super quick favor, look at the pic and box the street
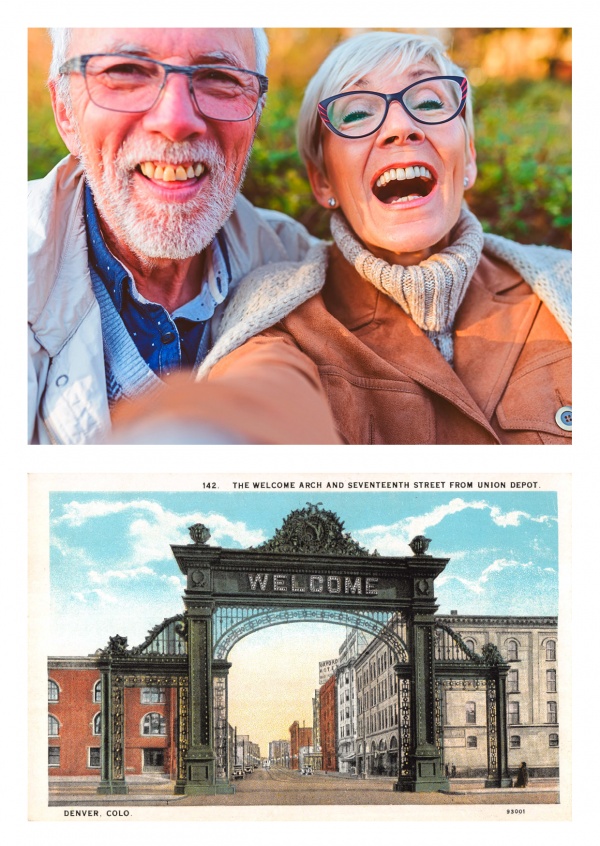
[175,766,559,806]
[48,766,560,807]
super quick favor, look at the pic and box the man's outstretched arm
[111,334,341,445]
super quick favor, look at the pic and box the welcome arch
[96,504,511,796]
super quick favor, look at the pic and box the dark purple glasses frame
[318,75,468,138]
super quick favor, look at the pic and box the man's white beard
[78,135,250,260]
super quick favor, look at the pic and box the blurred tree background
[29,27,571,248]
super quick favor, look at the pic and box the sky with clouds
[46,486,559,752]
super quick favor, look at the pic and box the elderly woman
[116,31,572,445]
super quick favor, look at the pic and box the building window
[508,670,519,693]
[510,735,521,749]
[549,733,559,747]
[89,747,101,768]
[93,712,101,735]
[546,640,556,661]
[141,687,166,704]
[94,680,102,702]
[48,746,60,767]
[48,714,60,736]
[464,639,475,653]
[466,701,476,724]
[546,669,557,693]
[142,712,166,735]
[467,736,477,748]
[508,702,520,725]
[507,640,519,661]
[547,701,558,724]
[48,680,59,702]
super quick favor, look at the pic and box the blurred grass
[29,29,571,249]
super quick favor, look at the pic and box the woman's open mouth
[372,165,435,205]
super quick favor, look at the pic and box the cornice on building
[436,615,558,627]
[48,655,101,669]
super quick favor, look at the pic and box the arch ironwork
[212,605,409,662]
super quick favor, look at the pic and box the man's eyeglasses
[318,76,468,139]
[59,53,269,122]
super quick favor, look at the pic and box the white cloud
[354,497,555,554]
[50,537,98,571]
[90,588,118,604]
[488,506,554,528]
[54,499,267,580]
[161,575,185,590]
[71,591,88,603]
[54,498,168,526]
[88,565,155,585]
[439,557,535,596]
[54,498,266,548]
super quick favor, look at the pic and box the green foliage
[28,99,68,181]
[468,79,571,249]
[28,79,571,248]
[243,90,330,239]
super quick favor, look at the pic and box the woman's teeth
[139,162,205,182]
[375,165,432,188]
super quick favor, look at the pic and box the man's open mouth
[372,165,435,204]
[138,161,206,182]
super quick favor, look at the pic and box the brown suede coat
[211,244,571,445]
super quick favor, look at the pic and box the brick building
[48,657,176,777]
[288,720,313,770]
[319,674,337,771]
[48,656,258,780]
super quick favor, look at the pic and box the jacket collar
[28,156,96,358]
[324,244,540,435]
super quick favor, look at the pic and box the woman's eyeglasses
[318,76,467,139]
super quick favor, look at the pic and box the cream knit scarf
[330,207,485,364]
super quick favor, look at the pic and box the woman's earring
[328,197,337,208]
[463,177,469,188]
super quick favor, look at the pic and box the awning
[340,755,356,763]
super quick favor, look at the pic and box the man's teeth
[140,162,205,181]
[375,165,432,188]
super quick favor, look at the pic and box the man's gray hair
[297,30,474,173]
[49,27,270,102]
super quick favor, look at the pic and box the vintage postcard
[29,472,570,822]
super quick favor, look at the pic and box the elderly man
[29,28,338,444]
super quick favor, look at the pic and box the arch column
[395,612,449,792]
[98,667,128,794]
[181,600,216,794]
[485,667,512,787]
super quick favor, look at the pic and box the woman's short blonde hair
[297,30,474,172]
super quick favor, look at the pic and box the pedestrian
[445,764,449,778]
[451,764,456,778]
[515,762,529,788]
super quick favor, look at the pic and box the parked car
[244,766,253,774]
[233,766,244,779]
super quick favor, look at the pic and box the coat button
[555,406,572,431]
[161,332,176,345]
[55,374,68,387]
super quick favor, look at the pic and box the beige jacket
[28,155,319,444]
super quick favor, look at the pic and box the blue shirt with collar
[84,184,231,376]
